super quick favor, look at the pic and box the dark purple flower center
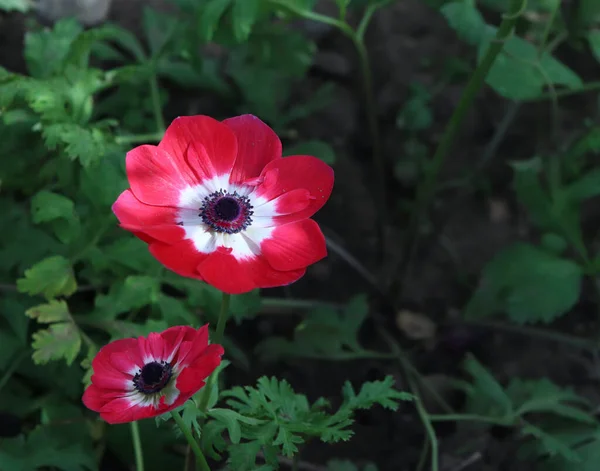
[199,189,253,234]
[133,361,173,394]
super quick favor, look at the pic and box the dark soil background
[2,1,600,470]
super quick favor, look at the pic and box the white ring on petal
[174,173,286,261]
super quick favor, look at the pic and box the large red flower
[82,325,223,424]
[113,114,334,294]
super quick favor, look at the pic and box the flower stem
[115,132,165,145]
[170,410,211,471]
[197,292,231,413]
[428,414,512,426]
[350,35,385,231]
[392,0,526,295]
[130,421,145,471]
[267,0,385,243]
[416,0,525,221]
[149,73,165,134]
[214,292,230,346]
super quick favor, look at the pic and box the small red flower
[113,114,334,294]
[82,325,223,424]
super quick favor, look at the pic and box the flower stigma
[199,189,254,234]
[132,361,173,394]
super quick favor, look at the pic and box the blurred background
[1,0,600,470]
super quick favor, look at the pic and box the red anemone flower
[112,114,334,294]
[82,325,223,424]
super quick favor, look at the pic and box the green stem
[149,74,166,133]
[214,292,230,346]
[457,319,594,350]
[532,81,600,101]
[392,0,525,295]
[538,0,560,55]
[260,297,342,313]
[268,0,385,240]
[0,351,27,392]
[130,421,145,471]
[413,380,438,471]
[416,0,525,218]
[115,132,165,145]
[197,292,231,414]
[170,411,211,471]
[350,35,385,230]
[285,350,396,361]
[428,414,512,426]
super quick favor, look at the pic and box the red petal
[91,338,139,376]
[138,332,169,362]
[197,249,257,294]
[126,144,198,207]
[159,115,237,182]
[82,384,113,412]
[113,190,179,227]
[261,219,327,271]
[177,345,223,394]
[253,189,312,224]
[148,239,208,279]
[198,250,306,293]
[98,397,158,424]
[168,325,210,367]
[254,155,334,225]
[250,263,306,291]
[121,224,184,244]
[223,115,282,185]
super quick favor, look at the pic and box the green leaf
[0,0,31,12]
[142,7,178,56]
[564,168,600,203]
[510,157,556,229]
[31,191,74,224]
[95,275,160,317]
[396,84,433,131]
[258,295,370,360]
[480,29,583,100]
[208,408,265,444]
[232,0,259,42]
[222,375,409,462]
[199,0,233,42]
[464,243,583,323]
[284,140,336,165]
[540,233,568,255]
[157,295,196,325]
[0,329,23,371]
[31,322,82,365]
[463,354,513,420]
[441,1,488,45]
[30,190,80,243]
[79,150,127,208]
[522,424,582,463]
[24,19,83,78]
[42,123,109,167]
[589,30,600,64]
[0,294,33,344]
[181,399,202,438]
[17,255,77,299]
[341,376,413,411]
[0,426,95,471]
[273,426,305,456]
[509,378,594,424]
[101,238,156,272]
[546,430,600,470]
[26,300,71,323]
[81,345,96,387]
[228,441,264,471]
